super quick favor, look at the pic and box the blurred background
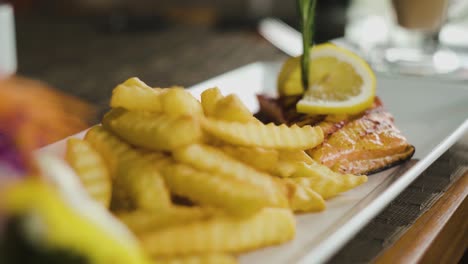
[2,0,468,107]
[3,0,350,106]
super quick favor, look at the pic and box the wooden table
[375,169,467,263]
[15,19,468,263]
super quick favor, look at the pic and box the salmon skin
[256,95,415,175]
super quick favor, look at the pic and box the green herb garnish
[297,0,316,90]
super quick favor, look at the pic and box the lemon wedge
[278,43,376,115]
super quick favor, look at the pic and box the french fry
[112,157,172,211]
[212,94,255,123]
[84,125,171,211]
[110,77,164,111]
[102,108,202,151]
[282,179,325,212]
[274,161,297,178]
[173,144,288,208]
[111,78,203,116]
[201,87,223,116]
[280,150,314,164]
[84,125,136,177]
[273,150,314,177]
[139,208,295,256]
[201,87,257,122]
[160,87,203,117]
[201,118,324,150]
[85,125,168,169]
[85,125,168,177]
[160,162,267,215]
[154,254,237,264]
[219,145,279,172]
[116,206,217,234]
[65,138,112,207]
[289,162,368,199]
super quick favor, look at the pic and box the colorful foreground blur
[0,76,94,175]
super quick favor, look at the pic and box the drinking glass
[370,0,461,76]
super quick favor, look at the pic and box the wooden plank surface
[375,171,468,264]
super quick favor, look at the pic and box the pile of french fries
[65,77,368,263]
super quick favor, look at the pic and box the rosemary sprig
[297,0,316,90]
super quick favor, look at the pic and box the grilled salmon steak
[256,95,415,175]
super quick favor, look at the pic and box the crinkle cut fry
[116,206,217,234]
[201,118,324,150]
[113,157,172,211]
[292,162,368,199]
[219,145,279,173]
[110,77,164,111]
[160,162,268,216]
[139,208,295,256]
[84,125,136,177]
[172,144,288,208]
[66,138,112,207]
[282,178,326,212]
[153,254,237,264]
[102,108,202,151]
[85,125,171,211]
[110,77,203,116]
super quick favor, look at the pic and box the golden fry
[160,162,267,215]
[103,108,202,151]
[201,88,256,122]
[110,77,164,112]
[84,126,171,211]
[111,78,203,116]
[84,125,136,177]
[84,125,168,171]
[290,162,368,199]
[173,144,287,208]
[139,208,295,256]
[85,125,167,170]
[112,157,172,211]
[273,150,314,177]
[219,145,279,172]
[154,254,237,264]
[117,206,217,234]
[282,179,325,212]
[201,118,324,150]
[274,161,297,178]
[212,94,255,123]
[66,138,112,207]
[280,150,314,164]
[200,87,223,116]
[160,87,203,117]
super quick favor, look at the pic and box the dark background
[5,0,349,105]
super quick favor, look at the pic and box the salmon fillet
[256,95,415,175]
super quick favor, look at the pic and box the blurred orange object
[0,76,95,174]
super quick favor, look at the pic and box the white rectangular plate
[39,61,468,264]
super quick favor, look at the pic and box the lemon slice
[278,43,376,115]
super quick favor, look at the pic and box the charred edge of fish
[365,145,416,175]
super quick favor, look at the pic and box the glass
[389,0,458,74]
[393,0,448,31]
[370,0,461,76]
[0,4,16,77]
